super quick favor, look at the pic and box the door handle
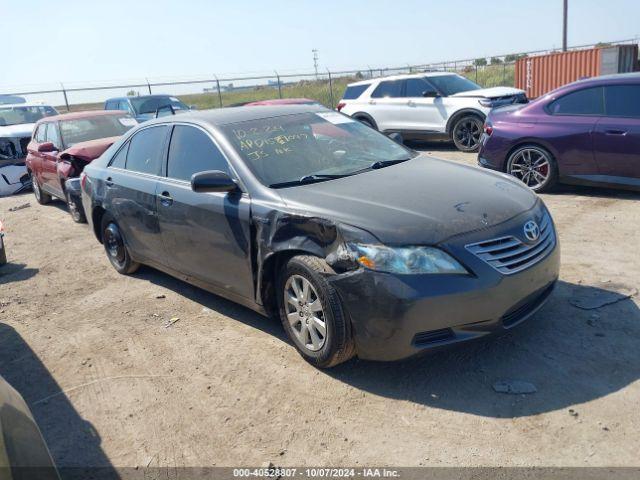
[407,100,416,107]
[368,100,376,105]
[158,191,173,206]
[604,129,627,136]
[105,177,114,187]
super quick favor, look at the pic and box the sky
[3,0,640,92]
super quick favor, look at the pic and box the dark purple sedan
[478,72,640,192]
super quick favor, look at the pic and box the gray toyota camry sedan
[81,105,559,368]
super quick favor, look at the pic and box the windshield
[427,75,482,96]
[0,105,57,127]
[59,115,136,148]
[221,111,417,187]
[130,96,189,114]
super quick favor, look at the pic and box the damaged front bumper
[327,212,560,362]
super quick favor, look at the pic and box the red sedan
[26,110,135,222]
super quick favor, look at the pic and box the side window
[109,142,129,169]
[604,85,640,118]
[125,126,168,175]
[105,101,118,110]
[404,78,432,97]
[342,84,370,100]
[118,100,131,113]
[34,125,46,143]
[548,87,604,115]
[45,122,62,150]
[167,125,230,182]
[371,81,403,98]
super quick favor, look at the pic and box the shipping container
[515,45,639,98]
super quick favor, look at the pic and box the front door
[156,124,254,301]
[401,77,445,132]
[593,84,640,181]
[41,122,63,196]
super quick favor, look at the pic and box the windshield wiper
[269,173,349,188]
[369,158,411,169]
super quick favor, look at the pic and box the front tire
[101,213,139,274]
[66,192,87,223]
[277,255,355,368]
[31,174,51,205]
[506,144,558,193]
[452,115,483,152]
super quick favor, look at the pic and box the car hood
[451,86,525,99]
[0,123,35,138]
[276,156,538,245]
[60,136,120,161]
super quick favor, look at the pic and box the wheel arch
[445,108,486,137]
[350,112,378,130]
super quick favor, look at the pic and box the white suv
[337,72,527,152]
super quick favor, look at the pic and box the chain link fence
[2,38,637,113]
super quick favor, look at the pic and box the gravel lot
[1,144,639,474]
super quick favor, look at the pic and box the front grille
[413,328,454,346]
[465,212,555,275]
[502,283,555,327]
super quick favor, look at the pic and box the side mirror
[388,132,404,145]
[191,170,238,193]
[422,90,439,98]
[38,142,56,153]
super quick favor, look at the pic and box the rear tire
[0,242,6,266]
[506,144,558,193]
[277,255,355,368]
[451,115,483,152]
[31,174,51,205]
[101,213,139,274]
[355,116,376,130]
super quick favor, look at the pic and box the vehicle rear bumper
[329,238,560,362]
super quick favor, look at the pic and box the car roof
[141,104,328,128]
[347,71,455,86]
[105,94,176,102]
[575,71,640,85]
[36,110,127,123]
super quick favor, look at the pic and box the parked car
[0,103,59,196]
[478,72,640,192]
[0,375,59,479]
[26,111,136,222]
[0,95,26,105]
[244,98,321,106]
[81,105,559,368]
[337,72,527,152]
[0,220,6,265]
[104,94,193,123]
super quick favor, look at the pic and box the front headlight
[347,243,468,275]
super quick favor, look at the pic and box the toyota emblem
[523,221,540,242]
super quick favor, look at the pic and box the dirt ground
[1,144,639,474]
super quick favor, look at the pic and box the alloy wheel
[453,118,482,149]
[284,274,327,352]
[509,148,551,190]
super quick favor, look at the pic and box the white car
[337,72,527,152]
[0,102,58,196]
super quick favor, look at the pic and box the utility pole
[312,49,319,79]
[562,0,568,51]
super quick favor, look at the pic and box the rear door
[543,86,604,176]
[367,80,406,132]
[156,124,254,300]
[593,84,640,180]
[27,124,46,182]
[104,125,170,265]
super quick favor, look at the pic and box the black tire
[355,116,376,130]
[31,174,51,205]
[277,255,355,368]
[506,144,558,193]
[0,242,6,266]
[451,114,484,152]
[101,213,140,274]
[66,191,87,223]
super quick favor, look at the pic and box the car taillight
[336,102,346,112]
[484,123,493,136]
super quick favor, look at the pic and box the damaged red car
[26,111,136,222]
